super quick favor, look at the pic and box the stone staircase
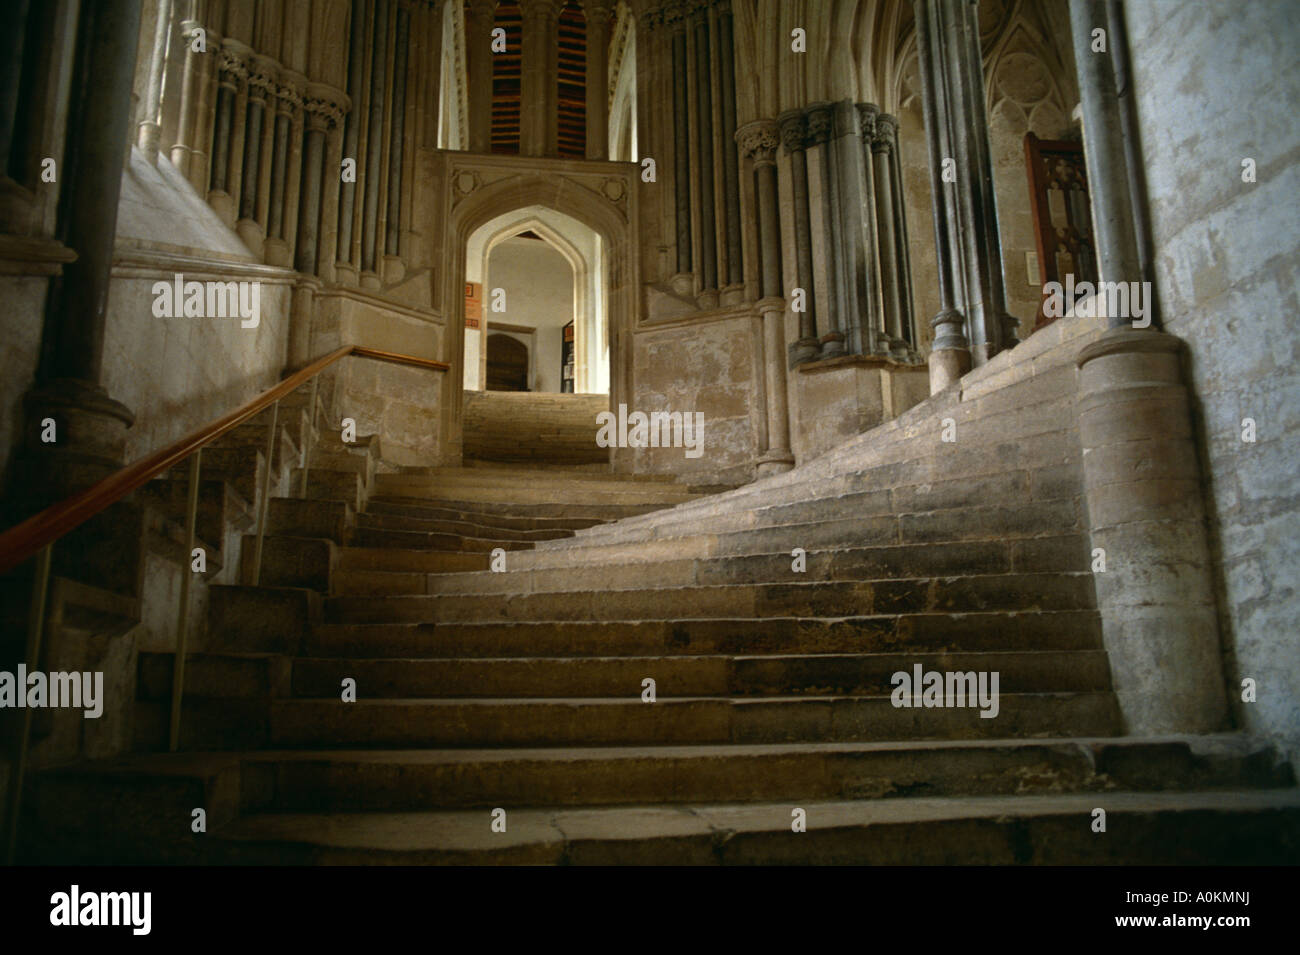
[462,390,610,466]
[19,318,1300,865]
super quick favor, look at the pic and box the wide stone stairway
[22,325,1300,865]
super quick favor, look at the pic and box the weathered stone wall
[101,149,292,462]
[630,311,760,484]
[1126,0,1300,762]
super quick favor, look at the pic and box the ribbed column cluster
[777,99,918,367]
[655,0,746,305]
[914,0,1017,388]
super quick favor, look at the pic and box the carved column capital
[805,102,833,146]
[218,40,253,88]
[777,109,807,153]
[736,119,780,166]
[247,55,278,105]
[872,112,899,153]
[304,83,350,132]
[856,102,879,142]
[275,70,308,115]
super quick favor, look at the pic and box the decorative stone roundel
[454,170,480,198]
[601,177,626,202]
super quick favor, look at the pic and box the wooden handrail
[0,345,448,575]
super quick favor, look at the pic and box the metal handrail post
[167,450,202,752]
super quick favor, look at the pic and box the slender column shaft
[717,4,742,287]
[295,119,326,274]
[170,17,202,174]
[267,102,291,239]
[1070,0,1141,327]
[385,4,409,256]
[362,0,391,273]
[670,21,691,276]
[855,103,885,355]
[337,0,367,264]
[888,118,917,348]
[585,1,613,160]
[873,115,904,345]
[239,88,266,222]
[465,0,496,153]
[692,12,717,291]
[137,0,173,161]
[914,0,970,384]
[806,103,845,356]
[210,83,234,192]
[779,110,818,361]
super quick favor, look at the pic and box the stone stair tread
[209,789,1300,863]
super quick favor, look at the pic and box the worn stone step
[365,498,608,531]
[541,499,1084,561]
[344,536,1089,597]
[304,611,1105,659]
[419,465,682,484]
[209,585,321,654]
[336,546,487,574]
[138,651,291,700]
[238,535,337,590]
[368,493,663,521]
[568,469,1081,548]
[294,468,363,511]
[349,525,539,553]
[266,497,354,543]
[288,650,1110,699]
[356,510,575,541]
[209,789,1300,865]
[263,691,1121,748]
[141,476,255,551]
[323,573,1098,624]
[237,735,1294,813]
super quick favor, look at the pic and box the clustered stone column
[265,75,305,268]
[584,0,614,160]
[914,0,1016,387]
[520,0,561,157]
[778,109,820,364]
[778,99,917,367]
[912,0,969,392]
[465,0,497,153]
[806,102,846,358]
[737,118,794,476]
[660,0,745,306]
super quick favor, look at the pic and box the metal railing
[0,344,448,862]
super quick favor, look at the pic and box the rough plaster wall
[101,149,290,462]
[1126,0,1300,762]
[632,316,758,483]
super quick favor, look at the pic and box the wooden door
[1024,133,1097,331]
[486,333,529,391]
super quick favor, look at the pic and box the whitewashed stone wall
[1127,0,1300,762]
